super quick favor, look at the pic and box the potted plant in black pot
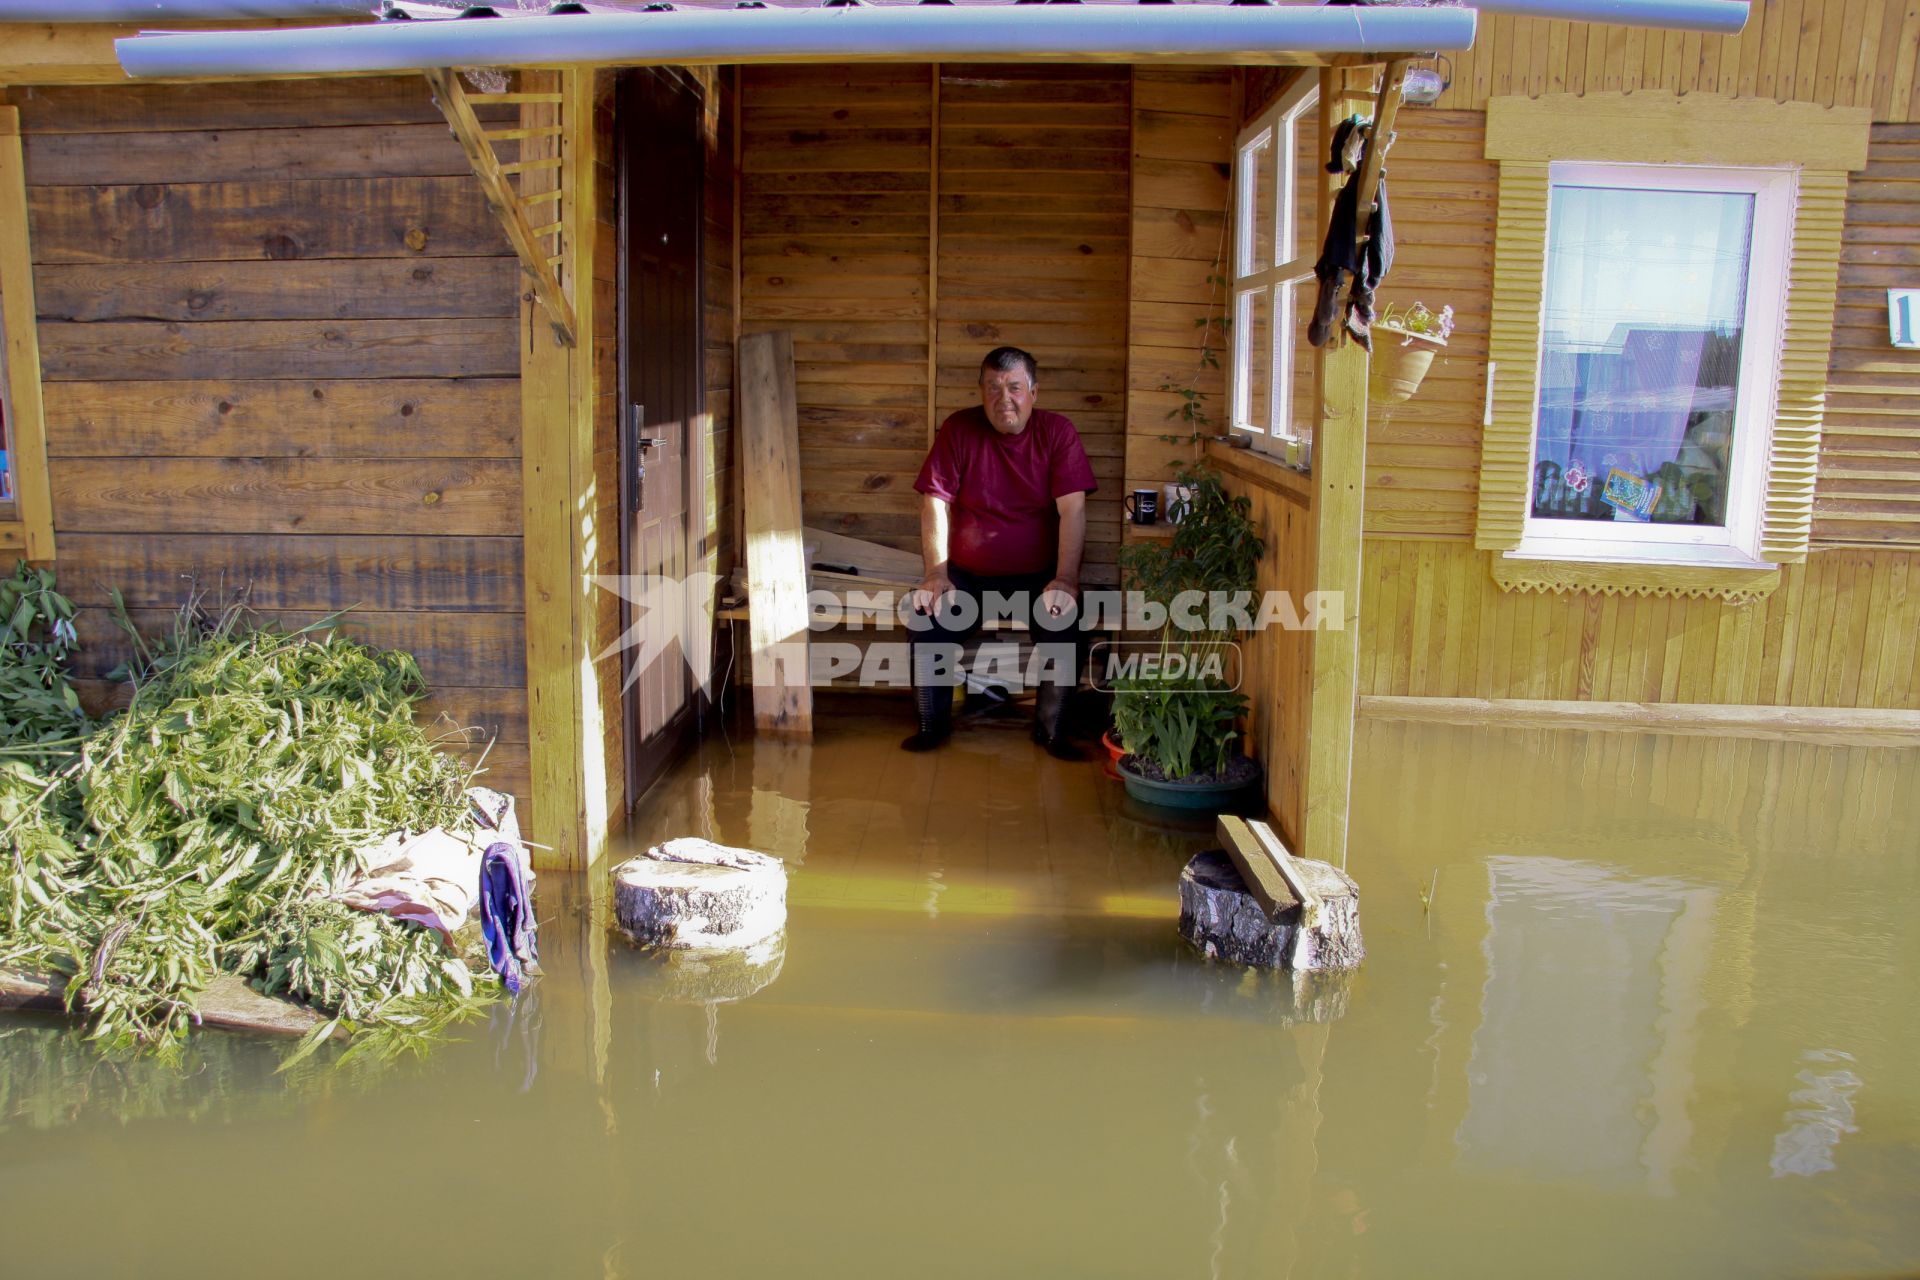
[1109,463,1265,812]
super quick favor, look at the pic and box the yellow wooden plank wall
[1437,0,1920,122]
[1125,67,1229,508]
[1365,717,1917,867]
[939,64,1131,584]
[738,64,1130,583]
[1214,456,1317,854]
[1365,109,1495,540]
[1359,540,1920,708]
[4,77,531,804]
[1815,122,1920,545]
[739,65,934,554]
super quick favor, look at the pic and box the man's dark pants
[905,566,1086,741]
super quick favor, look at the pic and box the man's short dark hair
[980,346,1038,384]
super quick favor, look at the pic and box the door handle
[626,404,665,514]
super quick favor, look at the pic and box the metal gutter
[0,0,370,18]
[1470,0,1748,33]
[114,5,1481,78]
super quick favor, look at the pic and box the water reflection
[2,717,1917,1278]
[1455,856,1715,1194]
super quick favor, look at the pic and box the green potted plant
[1371,300,1454,405]
[1109,463,1265,811]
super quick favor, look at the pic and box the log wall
[1,78,531,805]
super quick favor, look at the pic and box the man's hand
[1040,576,1078,619]
[912,569,955,616]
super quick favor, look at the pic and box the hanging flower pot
[1368,301,1455,406]
[1370,326,1447,405]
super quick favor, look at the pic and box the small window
[1229,75,1318,463]
[1520,162,1793,566]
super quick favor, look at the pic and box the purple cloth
[480,841,538,995]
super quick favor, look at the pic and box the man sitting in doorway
[903,346,1097,757]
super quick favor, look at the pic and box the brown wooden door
[618,68,705,810]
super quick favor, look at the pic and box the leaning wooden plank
[0,968,334,1040]
[739,330,813,736]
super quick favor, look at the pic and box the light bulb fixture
[1401,54,1452,106]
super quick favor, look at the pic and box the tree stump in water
[1178,850,1364,971]
[612,837,787,951]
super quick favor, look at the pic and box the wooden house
[0,0,1911,875]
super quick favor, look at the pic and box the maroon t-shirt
[913,406,1098,577]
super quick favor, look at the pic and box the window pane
[1281,279,1317,446]
[1235,286,1271,433]
[1531,184,1753,526]
[1284,92,1320,265]
[1238,133,1275,278]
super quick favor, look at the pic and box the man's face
[979,366,1037,435]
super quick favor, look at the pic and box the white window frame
[1229,75,1318,464]
[1517,161,1795,568]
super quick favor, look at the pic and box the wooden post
[1304,62,1405,870]
[518,69,608,870]
[0,108,55,562]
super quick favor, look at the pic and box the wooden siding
[2,77,530,805]
[1815,122,1920,546]
[939,64,1130,580]
[737,64,1129,583]
[1125,67,1228,506]
[1212,451,1317,856]
[1358,114,1918,553]
[739,65,933,555]
[1435,0,1920,123]
[1359,539,1920,709]
[1368,108,1496,542]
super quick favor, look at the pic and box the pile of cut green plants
[0,564,505,1065]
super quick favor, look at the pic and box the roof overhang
[109,5,1486,78]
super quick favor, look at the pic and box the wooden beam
[1348,59,1409,267]
[423,66,577,347]
[1302,66,1387,871]
[1216,815,1297,922]
[0,20,364,87]
[1359,696,1920,748]
[738,330,813,737]
[515,68,604,870]
[1327,51,1427,69]
[0,108,54,562]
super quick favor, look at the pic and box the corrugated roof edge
[113,4,1485,77]
[0,0,373,19]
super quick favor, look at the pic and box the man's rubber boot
[1030,679,1082,760]
[901,681,953,752]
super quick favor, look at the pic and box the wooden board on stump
[1178,849,1364,971]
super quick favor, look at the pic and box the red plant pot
[1101,730,1126,781]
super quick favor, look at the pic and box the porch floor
[615,701,1205,923]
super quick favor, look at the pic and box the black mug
[1125,489,1159,525]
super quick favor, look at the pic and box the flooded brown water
[3,712,1919,1279]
